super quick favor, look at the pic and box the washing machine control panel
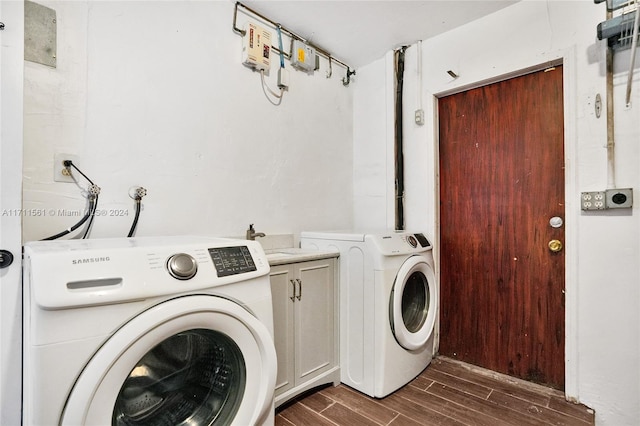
[24,236,270,310]
[165,246,260,279]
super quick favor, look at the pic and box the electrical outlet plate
[605,188,633,208]
[53,153,79,183]
[581,191,606,210]
[581,188,633,210]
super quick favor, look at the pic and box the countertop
[264,248,339,266]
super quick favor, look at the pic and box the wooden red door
[438,67,565,389]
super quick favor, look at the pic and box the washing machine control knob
[167,253,198,280]
[407,235,418,248]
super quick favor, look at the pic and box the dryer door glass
[401,271,429,333]
[112,329,246,426]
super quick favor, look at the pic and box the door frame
[432,47,579,400]
[0,2,24,425]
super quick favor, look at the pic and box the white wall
[354,1,639,425]
[353,51,394,230]
[23,0,353,244]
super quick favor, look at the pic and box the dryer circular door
[61,295,276,426]
[390,255,437,351]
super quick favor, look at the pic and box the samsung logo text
[72,257,111,265]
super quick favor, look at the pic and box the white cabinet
[269,257,339,407]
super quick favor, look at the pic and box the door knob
[548,240,563,253]
[0,250,14,268]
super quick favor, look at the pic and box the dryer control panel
[407,233,431,249]
[367,231,432,256]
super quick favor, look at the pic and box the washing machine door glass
[61,295,276,426]
[390,256,437,351]
[112,328,245,426]
[401,274,429,333]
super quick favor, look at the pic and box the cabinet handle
[296,278,302,301]
[289,279,296,302]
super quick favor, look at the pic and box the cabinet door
[295,259,335,384]
[269,265,296,395]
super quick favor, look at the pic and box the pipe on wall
[394,46,408,231]
[232,1,354,85]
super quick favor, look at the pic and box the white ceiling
[240,1,520,69]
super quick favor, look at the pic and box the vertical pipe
[417,40,423,111]
[625,4,640,106]
[395,47,407,231]
[606,9,616,189]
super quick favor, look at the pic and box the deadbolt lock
[548,240,563,253]
[0,250,14,268]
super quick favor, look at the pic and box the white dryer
[22,236,277,426]
[301,230,437,398]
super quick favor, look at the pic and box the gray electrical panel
[290,40,317,73]
[25,0,57,68]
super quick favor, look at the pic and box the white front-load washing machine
[22,236,277,426]
[301,230,437,398]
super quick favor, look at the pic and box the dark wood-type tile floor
[276,357,595,426]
